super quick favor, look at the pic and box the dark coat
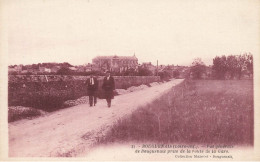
[85,77,98,96]
[102,76,115,99]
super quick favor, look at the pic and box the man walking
[102,71,115,108]
[86,74,99,107]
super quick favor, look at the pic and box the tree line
[190,53,253,79]
[212,53,253,79]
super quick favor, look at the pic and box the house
[27,68,38,74]
[75,65,86,72]
[69,67,77,71]
[21,70,28,74]
[92,55,138,73]
[8,67,17,74]
[51,66,60,73]
[84,63,93,72]
[8,65,24,74]
[39,67,51,73]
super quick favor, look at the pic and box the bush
[190,58,206,79]
[138,67,153,76]
[8,106,44,122]
[172,70,180,78]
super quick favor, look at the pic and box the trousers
[89,95,97,106]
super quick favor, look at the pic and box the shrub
[8,106,44,122]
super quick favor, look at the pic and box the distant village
[8,55,192,79]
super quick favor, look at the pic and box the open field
[99,79,254,146]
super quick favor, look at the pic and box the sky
[6,0,260,66]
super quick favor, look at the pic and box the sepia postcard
[0,0,260,161]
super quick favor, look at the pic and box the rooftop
[93,55,138,60]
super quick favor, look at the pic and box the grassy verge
[98,79,254,146]
[8,106,46,122]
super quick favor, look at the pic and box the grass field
[99,79,254,146]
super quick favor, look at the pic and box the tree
[137,67,153,76]
[57,67,72,75]
[123,68,137,76]
[244,53,253,77]
[190,58,206,79]
[158,71,171,80]
[212,55,227,79]
[31,64,39,69]
[172,70,180,78]
[212,53,253,79]
[227,55,249,79]
[226,55,239,79]
[61,62,73,68]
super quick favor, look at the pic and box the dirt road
[9,79,184,157]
